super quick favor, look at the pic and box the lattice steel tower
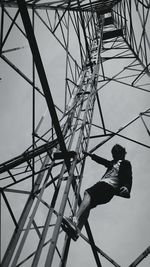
[0,1,150,266]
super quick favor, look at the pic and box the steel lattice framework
[0,0,150,266]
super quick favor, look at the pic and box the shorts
[86,181,115,209]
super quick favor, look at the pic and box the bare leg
[76,191,91,232]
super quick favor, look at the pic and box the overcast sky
[0,3,150,267]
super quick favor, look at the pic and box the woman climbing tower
[66,144,133,240]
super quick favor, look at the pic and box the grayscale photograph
[0,1,150,266]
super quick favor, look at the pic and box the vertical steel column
[31,69,88,266]
[32,6,35,192]
[16,0,68,159]
[45,14,105,266]
[11,161,56,267]
[0,3,4,55]
[1,156,50,267]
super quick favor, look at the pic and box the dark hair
[111,144,126,160]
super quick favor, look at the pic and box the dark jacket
[91,154,133,198]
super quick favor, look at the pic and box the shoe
[65,217,77,230]
[64,217,79,241]
[71,217,81,239]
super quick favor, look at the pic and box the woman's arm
[84,152,111,168]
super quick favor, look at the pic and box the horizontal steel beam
[0,0,122,12]
[0,140,57,174]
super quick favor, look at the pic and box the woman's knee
[84,191,91,206]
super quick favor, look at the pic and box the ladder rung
[104,17,113,26]
[77,91,90,96]
[53,151,76,160]
[103,29,123,40]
